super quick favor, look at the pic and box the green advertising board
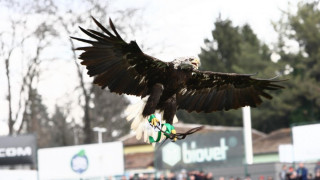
[155,131,244,170]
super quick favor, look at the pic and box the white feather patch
[125,96,179,143]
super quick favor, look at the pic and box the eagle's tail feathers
[135,122,144,140]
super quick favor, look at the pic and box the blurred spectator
[159,173,167,180]
[306,173,312,180]
[315,169,320,180]
[149,174,156,180]
[267,176,273,180]
[178,169,187,180]
[190,171,202,180]
[206,172,214,180]
[287,166,298,180]
[141,173,149,180]
[109,176,116,180]
[244,175,251,180]
[129,174,139,180]
[190,175,196,180]
[168,172,177,180]
[138,173,144,180]
[315,162,320,174]
[296,163,308,180]
[280,165,287,180]
[192,170,203,180]
[121,169,310,180]
[198,171,206,180]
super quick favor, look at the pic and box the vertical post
[242,106,253,175]
[73,127,79,145]
[97,131,102,144]
[92,127,106,180]
[93,127,106,144]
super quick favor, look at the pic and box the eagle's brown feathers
[71,17,285,126]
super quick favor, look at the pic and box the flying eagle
[71,17,284,142]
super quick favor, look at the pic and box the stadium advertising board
[0,170,37,180]
[38,141,124,180]
[155,130,244,170]
[0,134,37,166]
[278,144,294,163]
[292,123,320,161]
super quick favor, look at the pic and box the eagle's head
[172,56,201,70]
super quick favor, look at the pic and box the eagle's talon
[171,129,177,142]
[150,117,159,126]
[148,114,160,127]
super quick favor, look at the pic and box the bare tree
[59,12,94,143]
[1,0,144,146]
[2,17,30,135]
[1,0,58,135]
[58,0,141,144]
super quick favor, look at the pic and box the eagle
[71,17,284,142]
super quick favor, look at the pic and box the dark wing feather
[177,70,285,113]
[71,17,169,97]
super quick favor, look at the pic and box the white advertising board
[278,144,294,163]
[292,123,320,161]
[0,170,37,180]
[38,141,124,180]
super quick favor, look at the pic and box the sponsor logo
[183,138,229,163]
[162,138,231,166]
[162,143,181,166]
[0,147,32,158]
[71,149,89,174]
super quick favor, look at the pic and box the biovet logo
[162,138,230,166]
[71,149,89,174]
[162,143,181,166]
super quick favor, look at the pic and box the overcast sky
[0,0,302,134]
[109,0,300,60]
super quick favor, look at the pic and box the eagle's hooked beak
[191,58,200,69]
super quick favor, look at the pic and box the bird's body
[142,60,197,124]
[71,17,285,143]
[123,51,199,125]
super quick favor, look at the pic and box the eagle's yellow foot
[150,117,159,126]
[171,129,177,142]
[148,114,160,126]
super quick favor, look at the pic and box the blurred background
[1,0,320,179]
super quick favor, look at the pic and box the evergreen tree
[22,89,76,147]
[50,105,75,147]
[177,18,287,132]
[22,88,52,148]
[90,86,130,142]
[274,1,320,125]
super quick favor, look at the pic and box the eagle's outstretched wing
[71,17,168,97]
[177,70,285,113]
